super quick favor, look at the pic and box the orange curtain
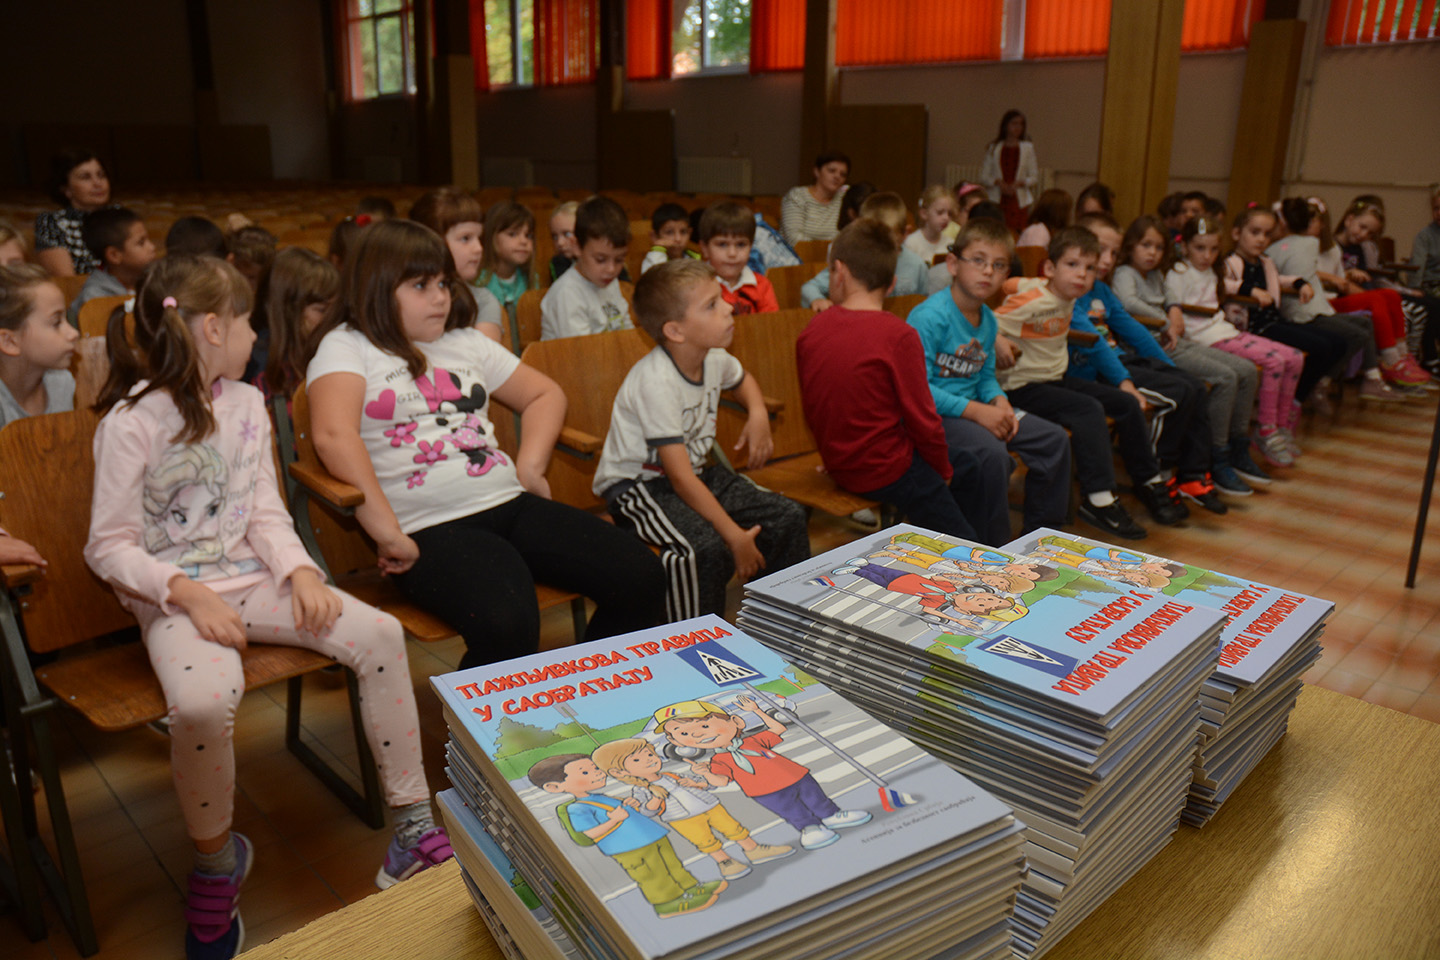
[469,0,491,91]
[837,0,1002,66]
[338,0,368,100]
[1329,0,1438,44]
[751,0,806,72]
[1024,0,1109,58]
[626,0,670,79]
[1182,0,1264,51]
[536,0,597,85]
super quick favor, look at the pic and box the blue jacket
[1067,280,1172,384]
[906,288,1005,419]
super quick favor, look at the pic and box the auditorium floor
[8,387,1440,959]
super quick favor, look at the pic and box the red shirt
[796,305,953,493]
[708,731,807,796]
[719,272,779,315]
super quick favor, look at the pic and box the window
[672,0,751,75]
[343,0,417,99]
[1326,0,1440,45]
[1024,0,1263,58]
[482,0,536,87]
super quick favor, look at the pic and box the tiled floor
[5,386,1440,958]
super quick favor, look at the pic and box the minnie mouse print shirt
[308,325,524,534]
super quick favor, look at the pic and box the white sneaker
[821,809,872,830]
[799,825,839,850]
[849,508,879,526]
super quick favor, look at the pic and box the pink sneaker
[376,827,454,889]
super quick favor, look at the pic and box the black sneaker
[1175,476,1228,515]
[1135,480,1188,525]
[1076,500,1147,540]
[1229,438,1271,486]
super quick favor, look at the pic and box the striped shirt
[780,186,844,245]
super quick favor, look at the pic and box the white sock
[1365,368,1383,381]
[1144,473,1165,486]
[1380,346,1401,365]
[1087,490,1116,508]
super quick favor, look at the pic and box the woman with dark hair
[780,150,851,246]
[34,148,114,276]
[980,111,1039,235]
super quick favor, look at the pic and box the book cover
[431,615,1019,960]
[1000,528,1331,686]
[745,524,1225,724]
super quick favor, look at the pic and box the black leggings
[1249,316,1350,398]
[397,493,668,669]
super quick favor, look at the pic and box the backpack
[555,798,615,847]
[751,213,801,274]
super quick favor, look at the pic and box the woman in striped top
[780,150,850,246]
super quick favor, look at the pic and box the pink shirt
[86,379,317,615]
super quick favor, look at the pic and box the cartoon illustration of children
[653,696,871,851]
[823,557,1028,635]
[885,531,1059,585]
[591,738,795,880]
[142,443,258,578]
[866,548,1035,597]
[1029,535,1184,589]
[529,753,727,919]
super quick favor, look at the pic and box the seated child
[904,185,958,266]
[356,196,397,221]
[1015,188,1071,250]
[802,192,928,309]
[1413,185,1440,301]
[996,226,1187,540]
[249,246,339,399]
[642,203,697,275]
[907,217,1072,543]
[328,216,366,269]
[1071,213,1225,514]
[547,201,580,282]
[0,220,28,267]
[1158,192,1186,255]
[797,219,986,541]
[165,216,228,258]
[541,196,633,340]
[225,224,276,294]
[1,263,78,427]
[68,207,155,326]
[593,259,808,619]
[408,186,505,340]
[698,201,777,315]
[478,201,535,306]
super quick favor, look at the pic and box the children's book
[432,615,1024,960]
[744,525,1225,728]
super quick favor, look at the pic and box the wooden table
[240,686,1440,960]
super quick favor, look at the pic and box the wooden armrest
[288,461,365,509]
[1179,303,1218,316]
[1133,314,1165,329]
[720,396,784,417]
[1321,280,1341,294]
[1223,295,1260,307]
[2,563,43,589]
[1383,262,1419,272]
[1067,329,1100,346]
[555,426,602,457]
[1366,266,1400,279]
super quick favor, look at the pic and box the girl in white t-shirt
[306,220,665,670]
[903,185,958,266]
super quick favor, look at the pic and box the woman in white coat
[980,110,1038,235]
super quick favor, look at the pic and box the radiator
[677,156,753,195]
[482,157,536,188]
[943,164,1055,194]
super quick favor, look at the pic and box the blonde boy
[801,191,928,310]
[593,260,808,619]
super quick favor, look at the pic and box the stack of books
[433,615,1028,960]
[1002,529,1331,827]
[736,525,1226,958]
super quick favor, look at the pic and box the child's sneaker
[1176,477,1228,514]
[1399,355,1435,386]
[185,833,252,960]
[1076,500,1147,540]
[1382,359,1429,387]
[1359,378,1404,402]
[1228,439,1271,486]
[1252,430,1294,467]
[821,809,872,830]
[1209,457,1252,496]
[655,880,727,918]
[1278,427,1302,457]
[376,827,454,890]
[745,843,795,864]
[717,857,752,880]
[1134,480,1188,525]
[799,824,840,850]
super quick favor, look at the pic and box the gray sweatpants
[1166,337,1259,446]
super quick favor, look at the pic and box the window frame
[1325,0,1440,47]
[343,0,419,101]
[671,0,753,78]
[484,0,537,88]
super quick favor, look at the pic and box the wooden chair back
[519,327,654,512]
[54,274,88,307]
[627,220,653,281]
[1016,245,1047,278]
[76,295,128,339]
[0,410,132,652]
[515,288,544,351]
[767,262,825,310]
[792,239,830,263]
[718,309,817,461]
[883,294,926,320]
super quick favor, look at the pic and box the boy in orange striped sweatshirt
[995,227,1186,540]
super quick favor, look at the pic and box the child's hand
[688,759,711,774]
[377,532,420,575]
[994,336,1017,370]
[1347,268,1372,285]
[290,568,342,636]
[0,534,46,568]
[623,796,642,809]
[810,298,834,312]
[968,401,1013,441]
[1252,289,1274,307]
[676,776,707,789]
[169,577,247,650]
[1298,283,1314,304]
[607,804,630,821]
[516,462,553,499]
[1162,314,1185,349]
[726,525,766,580]
[1119,381,1149,413]
[735,414,774,470]
[736,694,760,712]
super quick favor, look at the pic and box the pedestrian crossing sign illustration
[976,635,1078,677]
[675,643,763,687]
